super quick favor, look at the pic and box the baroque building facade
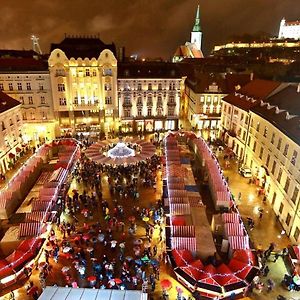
[0,91,23,174]
[0,50,56,144]
[117,63,183,132]
[48,37,118,136]
[221,80,300,243]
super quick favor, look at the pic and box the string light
[163,132,256,291]
[0,139,80,277]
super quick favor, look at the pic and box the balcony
[167,101,176,106]
[122,102,132,107]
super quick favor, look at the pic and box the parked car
[238,167,252,178]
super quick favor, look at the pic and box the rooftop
[0,91,21,114]
[50,36,116,59]
[117,62,182,79]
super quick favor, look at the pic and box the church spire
[192,5,201,32]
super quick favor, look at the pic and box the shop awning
[171,237,197,252]
[171,249,194,267]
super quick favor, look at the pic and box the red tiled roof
[0,57,48,71]
[223,79,282,111]
[0,91,21,114]
[286,20,300,26]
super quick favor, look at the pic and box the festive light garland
[0,139,80,276]
[163,132,256,284]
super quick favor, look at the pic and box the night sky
[1,0,299,58]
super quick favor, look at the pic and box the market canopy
[38,287,148,300]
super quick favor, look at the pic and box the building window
[277,137,282,150]
[137,83,142,91]
[277,168,283,183]
[105,97,112,105]
[59,98,66,105]
[294,227,300,242]
[266,154,270,167]
[26,82,31,90]
[85,69,90,77]
[42,112,47,120]
[253,141,257,152]
[137,108,142,117]
[168,107,175,116]
[271,133,275,144]
[92,70,97,76]
[256,122,260,132]
[147,108,152,116]
[17,83,22,91]
[23,113,27,120]
[286,213,291,226]
[0,83,3,91]
[104,83,111,91]
[30,112,35,120]
[148,83,152,90]
[157,108,163,116]
[124,109,131,117]
[158,83,162,90]
[247,136,251,147]
[147,96,153,106]
[263,126,268,137]
[40,96,46,104]
[284,177,290,194]
[20,96,24,104]
[291,150,298,166]
[39,84,44,91]
[279,202,284,214]
[283,144,289,156]
[259,147,264,159]
[8,83,13,91]
[28,96,33,104]
[291,186,299,204]
[103,69,112,76]
[245,115,249,124]
[272,192,276,206]
[271,160,277,175]
[58,83,65,91]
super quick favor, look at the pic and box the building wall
[48,48,118,135]
[0,105,23,174]
[221,99,300,243]
[0,72,56,144]
[244,112,300,243]
[185,84,223,133]
[221,102,250,160]
[279,19,300,40]
[117,78,182,132]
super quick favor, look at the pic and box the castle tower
[278,18,286,39]
[190,5,202,51]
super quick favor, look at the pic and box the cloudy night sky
[1,0,299,58]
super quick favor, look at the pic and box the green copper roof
[192,5,201,32]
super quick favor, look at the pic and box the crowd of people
[28,149,168,298]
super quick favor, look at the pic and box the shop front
[120,120,133,133]
[145,120,154,132]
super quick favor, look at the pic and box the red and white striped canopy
[171,237,197,252]
[171,226,195,237]
[224,223,245,237]
[19,222,43,238]
[228,235,250,250]
[168,197,189,204]
[170,203,191,215]
[32,201,51,211]
[0,190,12,209]
[25,212,50,223]
[222,213,241,224]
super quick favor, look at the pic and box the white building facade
[117,63,183,132]
[278,18,300,40]
[0,92,23,174]
[48,37,118,136]
[0,54,56,145]
[222,82,300,243]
